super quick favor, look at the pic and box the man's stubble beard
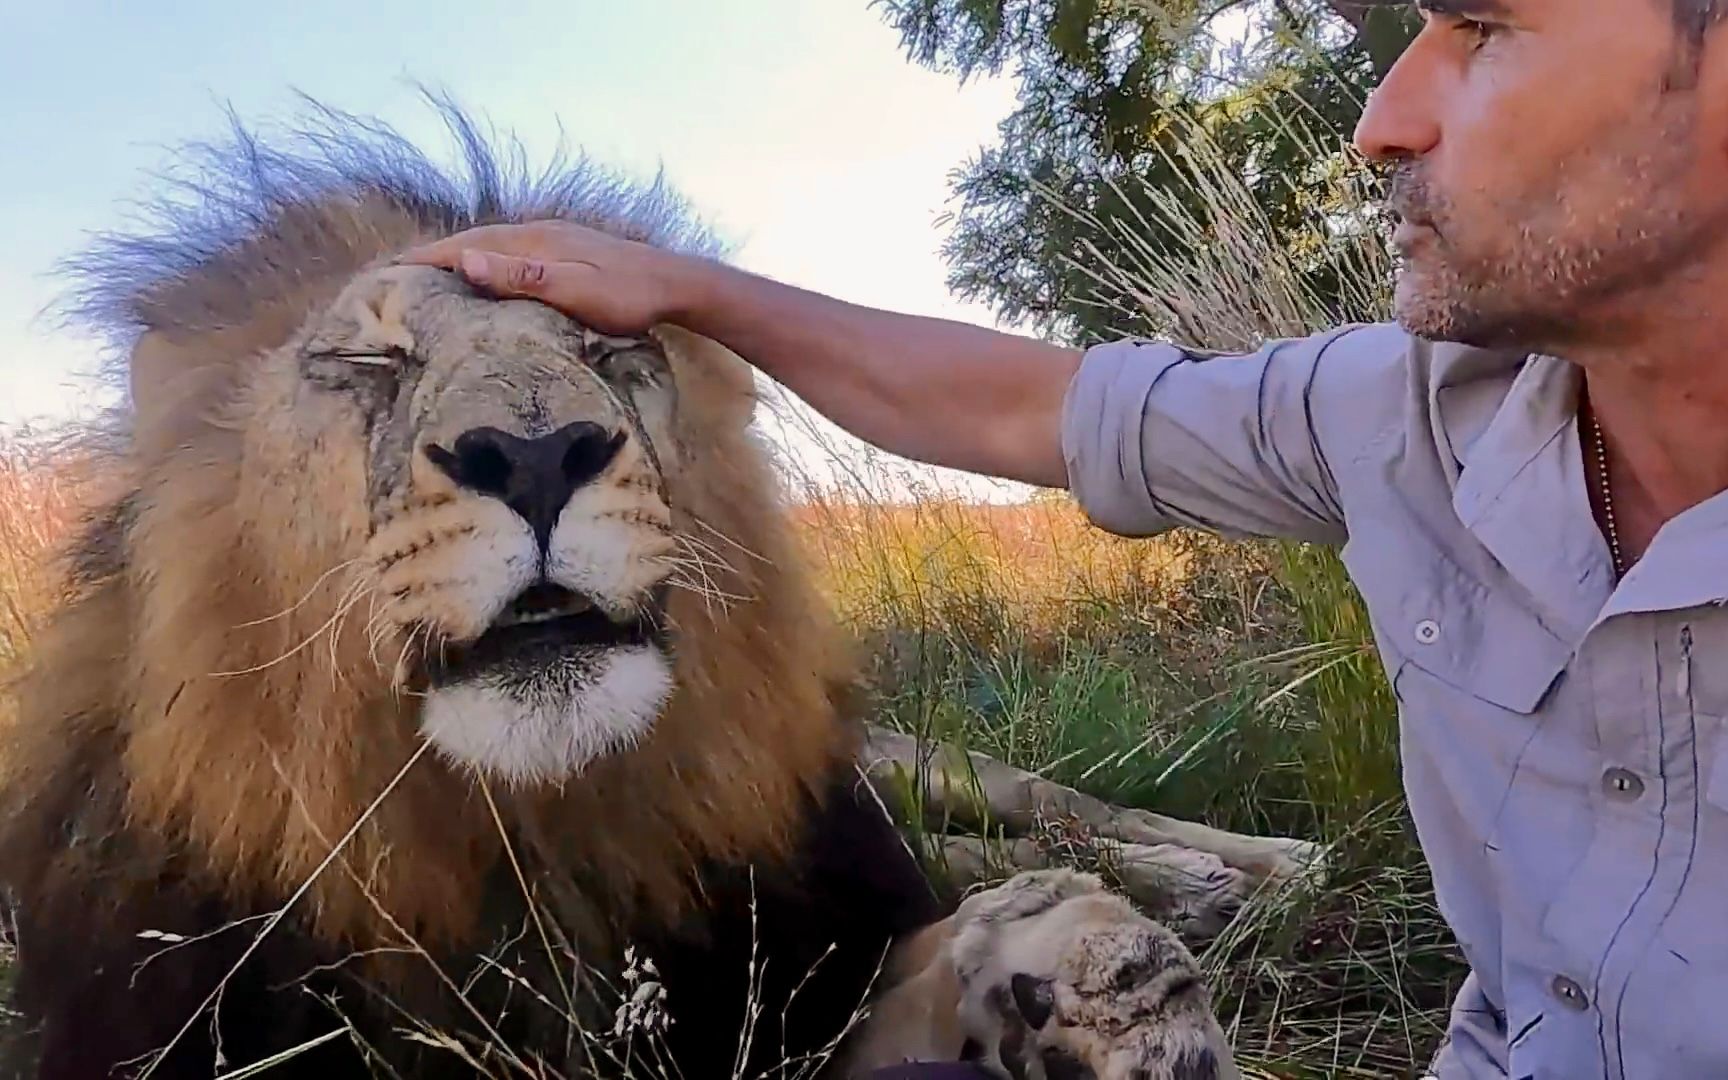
[1386,119,1719,355]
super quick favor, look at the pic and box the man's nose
[426,421,626,551]
[1352,37,1442,163]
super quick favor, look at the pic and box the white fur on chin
[418,647,674,786]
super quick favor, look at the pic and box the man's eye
[1455,17,1501,48]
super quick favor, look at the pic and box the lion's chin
[418,646,675,786]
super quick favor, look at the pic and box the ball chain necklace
[1585,405,1626,579]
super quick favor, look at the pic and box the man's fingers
[458,250,550,298]
[389,224,627,326]
[395,224,547,268]
[393,236,455,267]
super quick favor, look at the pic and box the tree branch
[856,725,1330,940]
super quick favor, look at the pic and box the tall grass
[0,430,84,1027]
[1055,87,1409,825]
[1066,88,1465,1074]
[1059,84,1424,828]
[0,433,82,682]
[789,495,1459,1077]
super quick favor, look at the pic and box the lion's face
[13,108,857,951]
[264,262,697,785]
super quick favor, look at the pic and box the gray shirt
[1061,324,1728,1080]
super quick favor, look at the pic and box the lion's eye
[317,346,411,367]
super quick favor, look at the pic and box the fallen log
[856,725,1327,920]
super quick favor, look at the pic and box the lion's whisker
[324,577,380,670]
[674,531,739,578]
[364,593,407,638]
[666,537,733,585]
[661,535,755,622]
[365,598,406,673]
[231,558,365,630]
[656,553,729,611]
[326,576,380,691]
[662,569,745,604]
[690,514,770,566]
[208,599,362,679]
[390,622,432,691]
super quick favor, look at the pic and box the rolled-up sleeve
[1060,324,1409,545]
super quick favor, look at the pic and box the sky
[0,0,1034,498]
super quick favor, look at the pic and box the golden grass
[795,495,1196,630]
[0,438,81,676]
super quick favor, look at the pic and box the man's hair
[1378,0,1724,39]
[1365,0,1724,86]
[1675,0,1728,42]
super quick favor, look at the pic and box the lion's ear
[652,324,757,433]
[302,268,421,358]
[129,330,240,459]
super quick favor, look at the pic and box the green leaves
[873,0,1415,345]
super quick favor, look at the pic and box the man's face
[1354,0,1728,351]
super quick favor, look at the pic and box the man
[400,0,1728,1075]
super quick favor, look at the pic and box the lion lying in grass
[0,97,1241,1080]
[0,98,947,1079]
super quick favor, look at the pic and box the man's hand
[397,220,705,335]
[397,217,1080,491]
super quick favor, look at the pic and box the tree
[872,0,1418,344]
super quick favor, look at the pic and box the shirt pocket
[1340,532,1572,716]
[1343,533,1575,835]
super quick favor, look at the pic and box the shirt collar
[1591,486,1728,629]
[1436,345,1728,641]
[1442,351,1614,644]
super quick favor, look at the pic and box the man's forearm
[669,258,1083,489]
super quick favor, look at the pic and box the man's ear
[1009,973,1056,1030]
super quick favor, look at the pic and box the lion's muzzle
[425,420,627,553]
[407,410,678,785]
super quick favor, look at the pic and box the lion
[0,98,945,1079]
[839,870,1239,1080]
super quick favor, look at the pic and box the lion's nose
[426,421,626,551]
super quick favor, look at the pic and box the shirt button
[1603,767,1645,801]
[1415,619,1441,644]
[1552,974,1589,1011]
